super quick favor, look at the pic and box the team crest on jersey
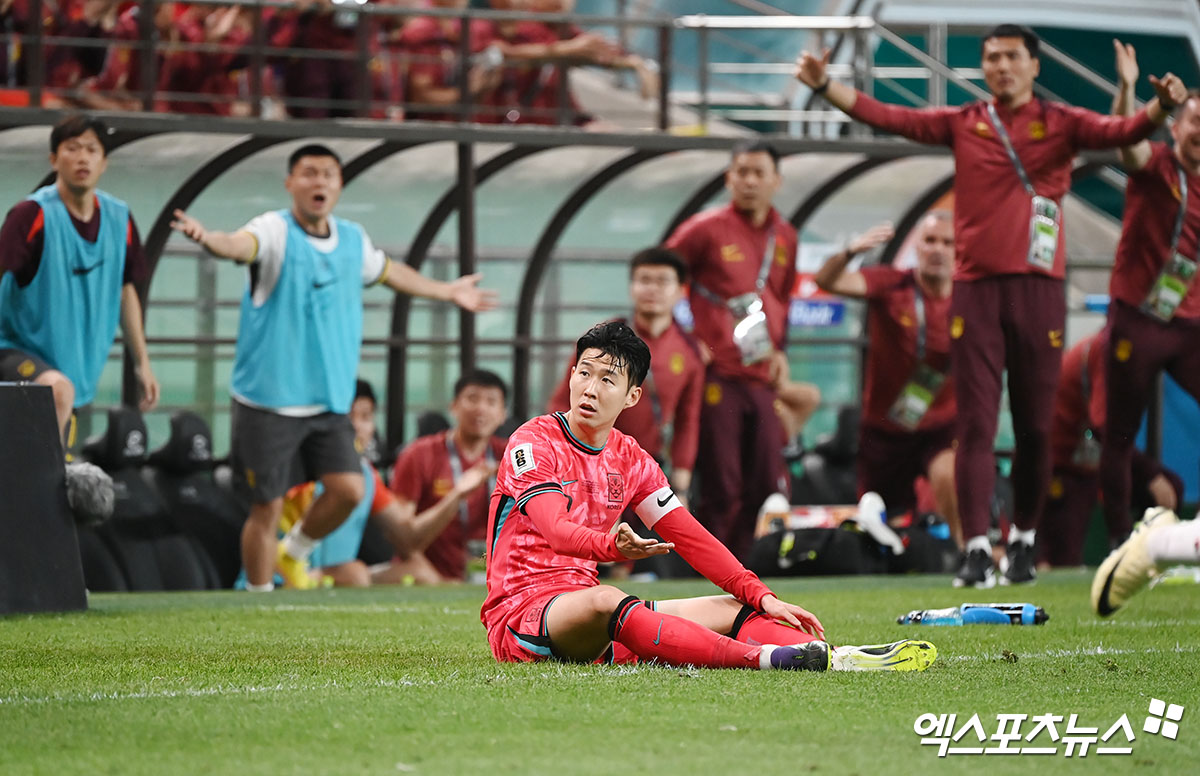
[974,121,992,138]
[511,443,535,476]
[606,473,624,506]
[721,244,746,263]
[1028,120,1046,140]
[670,353,685,375]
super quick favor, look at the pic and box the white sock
[966,535,991,554]
[282,524,318,562]
[1147,520,1200,565]
[1010,527,1036,546]
[759,645,778,670]
[244,582,274,592]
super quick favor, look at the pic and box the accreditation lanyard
[641,366,670,461]
[1169,162,1189,259]
[985,102,1038,197]
[444,434,496,531]
[913,286,927,363]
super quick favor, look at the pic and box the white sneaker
[1091,507,1179,616]
[853,492,905,555]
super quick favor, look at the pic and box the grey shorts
[0,348,54,383]
[230,400,361,504]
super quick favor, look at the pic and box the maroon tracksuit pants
[695,371,787,562]
[1100,301,1200,541]
[950,275,1066,542]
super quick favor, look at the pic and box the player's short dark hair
[50,114,109,155]
[574,320,651,389]
[453,369,509,401]
[354,379,377,406]
[981,24,1039,59]
[730,138,781,170]
[630,247,687,284]
[288,144,342,174]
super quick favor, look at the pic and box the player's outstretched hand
[848,222,895,255]
[1112,39,1138,87]
[793,48,832,88]
[448,273,499,313]
[1149,72,1187,107]
[759,594,825,640]
[612,522,674,560]
[170,209,207,245]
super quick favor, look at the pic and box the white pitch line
[948,644,1198,662]
[0,677,439,707]
[257,604,476,616]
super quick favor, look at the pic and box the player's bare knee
[322,472,365,508]
[38,371,74,413]
[247,499,283,530]
[590,585,632,617]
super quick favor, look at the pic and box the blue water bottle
[897,602,1048,625]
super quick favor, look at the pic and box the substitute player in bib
[796,25,1187,587]
[0,114,159,448]
[1100,42,1200,544]
[814,211,961,548]
[170,144,497,591]
[482,321,937,672]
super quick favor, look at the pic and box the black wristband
[813,79,831,95]
[1160,97,1179,112]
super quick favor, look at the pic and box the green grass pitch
[2,570,1197,775]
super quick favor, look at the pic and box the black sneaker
[953,548,996,589]
[769,640,830,671]
[1002,540,1037,585]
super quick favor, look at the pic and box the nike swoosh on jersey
[656,493,674,508]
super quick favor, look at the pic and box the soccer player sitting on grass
[481,320,938,671]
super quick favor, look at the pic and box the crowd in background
[0,0,656,124]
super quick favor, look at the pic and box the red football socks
[610,597,761,669]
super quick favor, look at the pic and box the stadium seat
[146,411,246,588]
[80,407,213,591]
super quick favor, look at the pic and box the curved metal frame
[384,144,548,443]
[511,148,668,419]
[789,156,893,233]
[660,169,728,242]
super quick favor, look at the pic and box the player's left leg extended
[545,588,936,672]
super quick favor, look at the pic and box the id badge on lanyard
[1072,429,1102,468]
[729,293,774,365]
[446,435,495,580]
[728,227,779,365]
[886,291,946,430]
[1029,195,1060,271]
[1142,164,1198,322]
[985,103,1060,272]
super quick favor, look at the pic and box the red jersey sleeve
[1061,104,1156,151]
[847,92,957,146]
[369,467,394,514]
[0,200,43,284]
[389,438,430,503]
[123,215,147,286]
[521,493,623,562]
[654,508,772,609]
[860,265,907,300]
[663,215,711,274]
